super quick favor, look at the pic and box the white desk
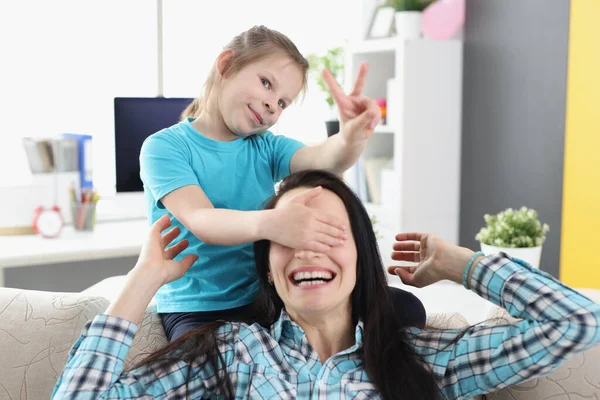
[0,219,149,287]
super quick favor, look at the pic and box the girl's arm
[162,184,347,253]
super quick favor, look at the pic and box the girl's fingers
[317,213,346,233]
[322,69,354,109]
[350,63,368,96]
[317,221,347,240]
[291,186,322,205]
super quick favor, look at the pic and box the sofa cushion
[0,287,168,399]
[484,288,600,399]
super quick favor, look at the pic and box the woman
[52,170,600,399]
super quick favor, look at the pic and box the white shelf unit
[344,38,464,266]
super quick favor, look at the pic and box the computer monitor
[114,97,194,193]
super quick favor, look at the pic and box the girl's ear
[216,50,235,78]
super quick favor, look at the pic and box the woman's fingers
[152,214,172,233]
[395,232,424,242]
[161,226,180,248]
[391,251,420,263]
[165,239,189,260]
[393,241,420,252]
[393,267,418,287]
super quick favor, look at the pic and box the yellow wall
[561,0,600,287]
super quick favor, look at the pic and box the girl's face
[218,53,304,137]
[268,188,357,319]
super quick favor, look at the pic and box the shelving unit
[344,37,464,266]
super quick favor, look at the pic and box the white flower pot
[480,243,543,269]
[395,11,422,40]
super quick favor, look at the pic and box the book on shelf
[22,137,80,174]
[363,157,393,205]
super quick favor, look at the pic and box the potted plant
[385,0,434,40]
[475,207,550,269]
[307,47,344,137]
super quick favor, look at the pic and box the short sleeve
[264,132,305,182]
[140,132,200,209]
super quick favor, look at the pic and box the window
[2,0,356,194]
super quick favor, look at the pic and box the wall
[5,257,137,293]
[459,0,571,277]
[560,0,600,287]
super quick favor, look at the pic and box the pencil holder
[71,202,97,231]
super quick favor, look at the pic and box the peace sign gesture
[322,62,381,144]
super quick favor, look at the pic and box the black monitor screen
[114,97,194,192]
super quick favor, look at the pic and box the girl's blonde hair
[181,25,309,120]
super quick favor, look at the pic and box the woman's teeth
[293,270,334,286]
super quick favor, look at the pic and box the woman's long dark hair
[135,170,442,399]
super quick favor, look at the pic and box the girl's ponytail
[180,98,201,120]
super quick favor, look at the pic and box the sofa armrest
[0,286,168,399]
[0,287,110,399]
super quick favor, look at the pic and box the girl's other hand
[322,63,381,144]
[265,186,348,253]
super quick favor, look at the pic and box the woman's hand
[131,214,199,287]
[322,63,381,145]
[386,232,479,288]
[105,215,198,325]
[262,186,347,253]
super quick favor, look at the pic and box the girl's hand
[264,186,347,253]
[386,232,477,288]
[132,214,199,287]
[322,63,381,145]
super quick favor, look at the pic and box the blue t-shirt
[139,118,305,313]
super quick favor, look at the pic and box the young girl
[140,25,425,340]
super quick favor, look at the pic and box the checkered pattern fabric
[52,255,600,399]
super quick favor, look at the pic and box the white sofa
[0,283,599,399]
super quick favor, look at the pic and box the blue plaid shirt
[52,255,600,399]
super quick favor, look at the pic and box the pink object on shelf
[421,0,465,40]
[375,98,387,108]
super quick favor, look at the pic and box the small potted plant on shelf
[385,0,434,40]
[475,207,550,269]
[307,46,344,137]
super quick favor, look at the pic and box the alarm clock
[32,205,64,238]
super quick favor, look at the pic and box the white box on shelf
[0,172,80,234]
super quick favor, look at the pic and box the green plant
[385,0,434,12]
[370,215,383,240]
[475,207,550,248]
[307,47,344,111]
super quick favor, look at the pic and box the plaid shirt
[52,255,600,399]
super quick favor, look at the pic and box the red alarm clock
[32,205,64,238]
